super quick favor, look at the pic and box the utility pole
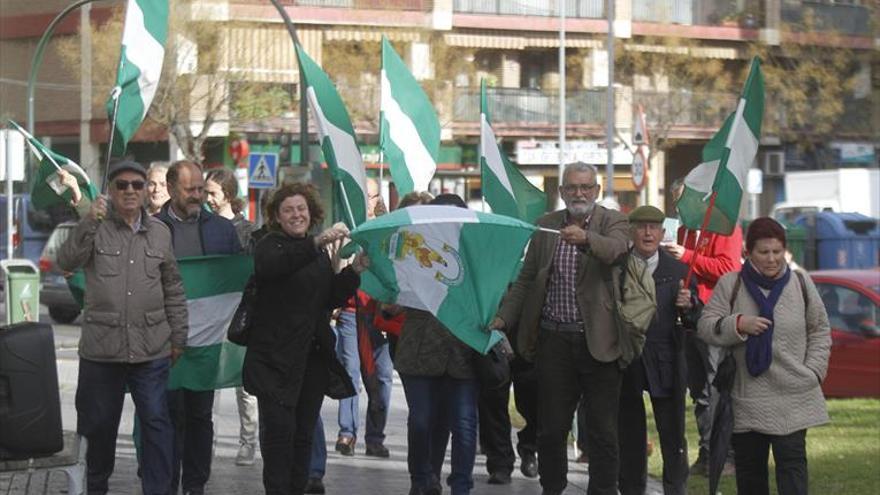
[606,0,615,198]
[558,0,566,206]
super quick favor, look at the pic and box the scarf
[741,260,791,377]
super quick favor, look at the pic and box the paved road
[1,307,662,494]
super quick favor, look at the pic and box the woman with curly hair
[242,182,370,494]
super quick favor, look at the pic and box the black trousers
[257,355,328,495]
[731,429,808,495]
[617,359,688,495]
[536,330,622,495]
[510,357,539,458]
[169,389,215,494]
[478,380,515,476]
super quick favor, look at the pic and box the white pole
[5,131,14,261]
[606,0,615,198]
[558,0,566,207]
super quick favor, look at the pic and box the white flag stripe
[480,113,516,197]
[185,292,242,347]
[121,1,165,119]
[405,205,479,225]
[381,69,437,191]
[684,159,720,198]
[306,87,368,204]
[723,97,758,190]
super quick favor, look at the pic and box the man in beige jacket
[492,162,629,495]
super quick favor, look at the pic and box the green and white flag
[295,44,367,228]
[380,36,440,195]
[349,205,536,354]
[69,255,253,390]
[8,120,97,210]
[678,57,764,235]
[106,0,168,157]
[480,80,547,223]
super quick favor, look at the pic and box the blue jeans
[401,374,479,495]
[364,340,393,446]
[335,311,360,439]
[76,358,173,495]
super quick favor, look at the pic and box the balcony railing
[256,0,434,11]
[633,90,737,129]
[454,87,607,124]
[632,0,693,25]
[453,0,604,18]
[781,1,871,36]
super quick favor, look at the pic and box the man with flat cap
[59,160,188,495]
[617,205,701,495]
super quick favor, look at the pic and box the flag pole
[683,191,717,289]
[337,180,358,229]
[102,84,122,194]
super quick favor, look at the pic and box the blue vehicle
[0,194,65,289]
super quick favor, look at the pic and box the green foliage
[231,83,294,121]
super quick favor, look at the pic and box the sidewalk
[1,316,662,494]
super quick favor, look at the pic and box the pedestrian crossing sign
[248,152,278,189]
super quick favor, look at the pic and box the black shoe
[335,436,356,456]
[520,450,538,478]
[690,450,709,477]
[304,477,326,494]
[487,471,512,485]
[425,480,442,495]
[365,442,390,458]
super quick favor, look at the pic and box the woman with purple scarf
[697,217,831,495]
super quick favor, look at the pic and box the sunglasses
[115,179,146,191]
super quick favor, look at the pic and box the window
[816,283,878,335]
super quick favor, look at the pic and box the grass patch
[645,397,880,494]
[509,393,880,494]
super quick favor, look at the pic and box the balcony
[453,0,604,18]
[454,87,607,125]
[253,0,433,11]
[632,0,693,25]
[781,1,872,36]
[633,90,737,129]
[633,0,762,28]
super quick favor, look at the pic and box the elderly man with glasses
[491,161,629,495]
[58,159,188,495]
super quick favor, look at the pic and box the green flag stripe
[176,255,253,300]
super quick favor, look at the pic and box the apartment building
[1,0,875,215]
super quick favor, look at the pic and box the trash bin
[794,212,880,270]
[1,259,40,325]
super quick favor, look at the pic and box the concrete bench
[0,431,86,495]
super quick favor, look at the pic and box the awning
[624,43,744,59]
[444,32,603,50]
[323,28,424,43]
[225,25,323,82]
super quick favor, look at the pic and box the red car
[811,269,880,398]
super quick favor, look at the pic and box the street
[0,305,663,494]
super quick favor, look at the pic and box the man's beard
[566,200,595,217]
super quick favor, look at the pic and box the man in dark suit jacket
[617,206,701,495]
[492,162,629,495]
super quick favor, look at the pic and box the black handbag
[227,275,257,346]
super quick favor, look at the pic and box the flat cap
[107,160,147,180]
[629,205,666,224]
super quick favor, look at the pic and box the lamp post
[267,0,309,168]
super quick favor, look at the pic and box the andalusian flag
[8,120,97,210]
[106,0,168,157]
[480,80,547,223]
[380,36,440,195]
[348,205,535,354]
[69,255,253,390]
[295,44,368,228]
[677,57,764,235]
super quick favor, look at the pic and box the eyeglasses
[561,183,599,195]
[114,179,146,191]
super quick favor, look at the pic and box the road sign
[248,152,278,189]
[633,105,649,146]
[631,146,647,191]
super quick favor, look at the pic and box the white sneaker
[235,443,255,466]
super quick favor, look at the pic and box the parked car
[39,222,80,324]
[811,269,880,398]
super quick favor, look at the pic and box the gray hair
[147,162,169,177]
[562,162,598,184]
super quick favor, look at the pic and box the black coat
[633,250,702,399]
[242,231,359,406]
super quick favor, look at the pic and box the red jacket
[677,225,743,304]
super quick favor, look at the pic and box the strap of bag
[728,269,807,311]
